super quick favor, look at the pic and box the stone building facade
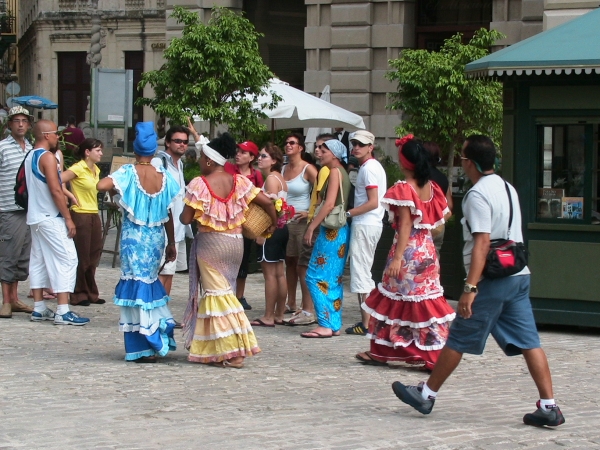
[11,0,600,152]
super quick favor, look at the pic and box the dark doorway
[57,52,90,127]
[125,51,144,148]
[416,0,492,50]
[243,0,306,89]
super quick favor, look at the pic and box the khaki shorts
[0,211,31,283]
[298,229,317,266]
[285,219,307,258]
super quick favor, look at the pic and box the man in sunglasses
[152,126,193,319]
[344,130,386,336]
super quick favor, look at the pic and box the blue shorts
[445,275,540,356]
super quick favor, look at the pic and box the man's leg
[522,348,554,400]
[0,282,14,317]
[159,274,173,295]
[426,346,463,391]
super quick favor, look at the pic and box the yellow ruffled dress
[182,174,262,363]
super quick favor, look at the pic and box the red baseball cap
[237,141,259,157]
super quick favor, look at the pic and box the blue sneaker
[30,308,55,322]
[54,311,90,326]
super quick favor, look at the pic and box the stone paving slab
[1,231,600,449]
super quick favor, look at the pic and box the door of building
[57,52,90,127]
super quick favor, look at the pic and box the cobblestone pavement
[1,232,600,449]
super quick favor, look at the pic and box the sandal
[223,360,244,369]
[355,351,387,366]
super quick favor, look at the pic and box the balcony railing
[0,0,17,35]
[58,0,165,10]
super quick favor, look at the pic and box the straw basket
[242,202,272,239]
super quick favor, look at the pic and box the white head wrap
[201,144,227,166]
[193,134,227,166]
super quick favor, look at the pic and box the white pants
[29,217,77,293]
[159,240,188,275]
[349,223,382,294]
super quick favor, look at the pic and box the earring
[207,161,211,167]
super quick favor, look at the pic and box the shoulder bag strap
[337,168,344,207]
[503,180,513,239]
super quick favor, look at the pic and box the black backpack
[14,150,32,211]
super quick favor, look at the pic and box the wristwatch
[463,282,478,294]
[345,211,351,218]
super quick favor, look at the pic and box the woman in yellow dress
[180,133,277,368]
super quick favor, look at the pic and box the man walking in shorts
[392,135,564,427]
[152,127,192,290]
[26,120,89,326]
[0,106,35,319]
[344,130,386,335]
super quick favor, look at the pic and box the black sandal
[355,352,387,366]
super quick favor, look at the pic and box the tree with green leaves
[387,28,505,178]
[137,6,278,138]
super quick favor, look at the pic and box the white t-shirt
[152,151,192,242]
[352,158,386,226]
[461,174,529,276]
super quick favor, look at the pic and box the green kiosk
[465,8,600,327]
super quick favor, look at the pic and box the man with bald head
[26,120,89,325]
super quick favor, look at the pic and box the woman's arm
[262,174,279,197]
[180,204,195,225]
[164,212,177,262]
[96,177,115,192]
[304,164,318,185]
[304,168,340,244]
[384,206,412,278]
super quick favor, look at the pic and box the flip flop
[274,320,285,326]
[300,331,333,338]
[250,318,275,328]
[284,308,298,314]
[355,351,387,366]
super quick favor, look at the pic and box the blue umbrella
[12,95,58,110]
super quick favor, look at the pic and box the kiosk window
[537,124,595,221]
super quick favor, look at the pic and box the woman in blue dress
[302,139,351,338]
[97,122,180,363]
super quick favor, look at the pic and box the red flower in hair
[395,134,414,148]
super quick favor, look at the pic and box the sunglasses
[258,153,270,159]
[350,140,368,148]
[171,138,189,145]
[285,141,299,146]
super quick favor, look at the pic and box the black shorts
[257,226,289,263]
[237,237,254,279]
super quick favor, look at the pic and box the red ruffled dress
[362,181,455,370]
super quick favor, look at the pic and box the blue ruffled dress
[109,164,180,361]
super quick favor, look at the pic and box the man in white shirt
[392,135,564,427]
[344,130,386,335]
[152,126,192,313]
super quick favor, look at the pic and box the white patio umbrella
[253,78,365,132]
[304,85,333,154]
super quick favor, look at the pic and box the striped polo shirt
[0,135,33,212]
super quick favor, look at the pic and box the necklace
[135,162,152,165]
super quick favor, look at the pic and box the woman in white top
[250,143,289,327]
[281,133,317,314]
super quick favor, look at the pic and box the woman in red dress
[355,135,455,370]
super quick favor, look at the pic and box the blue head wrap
[133,122,157,156]
[323,139,348,163]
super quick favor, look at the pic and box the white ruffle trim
[203,288,234,297]
[197,306,245,318]
[382,197,449,229]
[119,274,155,284]
[376,283,445,302]
[192,326,253,341]
[362,302,456,328]
[368,336,446,351]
